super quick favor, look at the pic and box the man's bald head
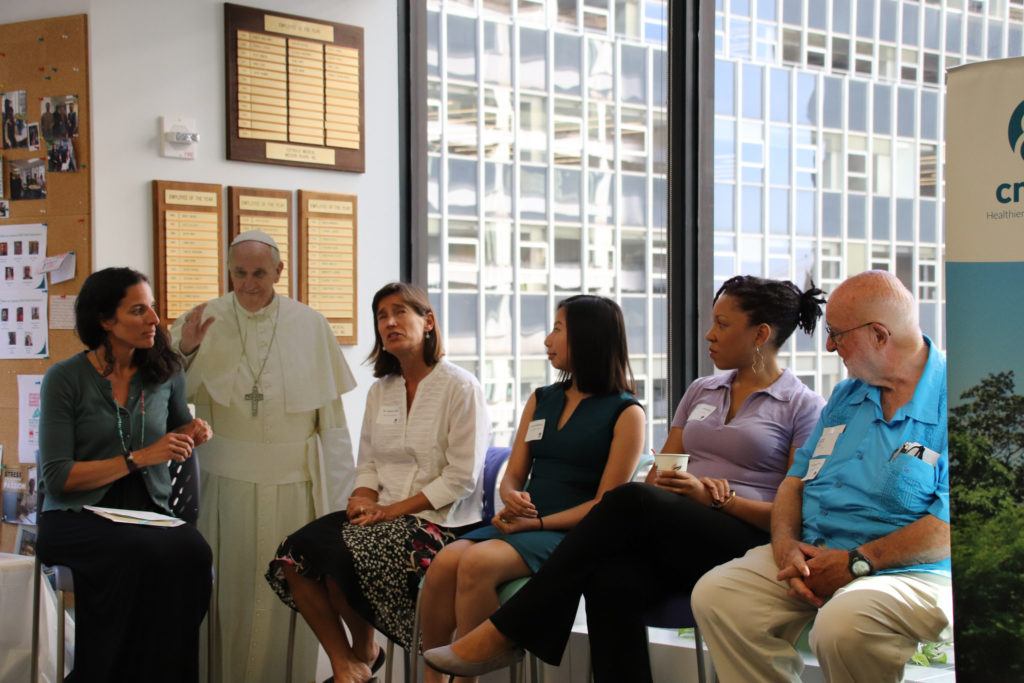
[828,271,919,341]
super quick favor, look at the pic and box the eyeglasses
[824,321,887,345]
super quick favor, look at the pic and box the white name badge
[377,405,402,425]
[525,419,545,442]
[803,457,827,481]
[813,425,846,456]
[687,403,716,422]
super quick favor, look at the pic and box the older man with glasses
[691,270,953,683]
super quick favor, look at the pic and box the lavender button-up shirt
[670,369,825,502]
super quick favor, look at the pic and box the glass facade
[425,0,670,447]
[714,0,1024,397]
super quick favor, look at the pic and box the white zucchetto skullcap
[230,230,279,251]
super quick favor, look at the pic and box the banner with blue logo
[946,58,1024,680]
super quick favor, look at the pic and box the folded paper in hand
[84,505,185,527]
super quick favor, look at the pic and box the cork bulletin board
[152,180,224,326]
[298,190,357,344]
[227,186,293,299]
[0,14,91,553]
[225,3,365,173]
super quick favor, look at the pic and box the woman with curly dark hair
[36,267,213,683]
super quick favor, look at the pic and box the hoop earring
[752,345,765,375]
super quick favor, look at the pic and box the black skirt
[36,509,212,683]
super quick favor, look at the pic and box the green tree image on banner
[948,372,1024,679]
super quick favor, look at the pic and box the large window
[424,0,671,448]
[714,0,1024,396]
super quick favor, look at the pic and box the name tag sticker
[377,405,401,425]
[813,425,846,456]
[525,419,545,442]
[803,457,827,481]
[687,403,716,422]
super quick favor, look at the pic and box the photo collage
[1,91,80,214]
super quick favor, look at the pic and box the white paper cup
[655,453,689,473]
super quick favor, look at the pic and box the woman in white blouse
[266,282,489,683]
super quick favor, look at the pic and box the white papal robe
[171,293,356,683]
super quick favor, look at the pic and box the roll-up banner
[946,57,1024,680]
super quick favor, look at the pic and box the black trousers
[490,482,769,683]
[37,510,212,683]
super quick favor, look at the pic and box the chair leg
[694,625,707,683]
[409,587,424,683]
[207,568,217,683]
[384,639,394,683]
[285,610,296,683]
[31,557,41,683]
[56,588,66,681]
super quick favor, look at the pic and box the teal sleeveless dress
[462,382,641,572]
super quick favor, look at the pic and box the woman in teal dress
[419,295,645,683]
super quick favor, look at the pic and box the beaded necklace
[115,390,145,455]
[95,350,146,455]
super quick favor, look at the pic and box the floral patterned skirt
[266,512,455,649]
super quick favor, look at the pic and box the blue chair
[583,592,712,683]
[29,455,201,683]
[641,592,713,683]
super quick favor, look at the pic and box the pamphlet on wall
[0,223,47,292]
[0,291,48,358]
[18,374,43,463]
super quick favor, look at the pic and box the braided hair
[714,275,825,348]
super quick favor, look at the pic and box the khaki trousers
[691,544,953,683]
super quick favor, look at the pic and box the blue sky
[946,262,1024,406]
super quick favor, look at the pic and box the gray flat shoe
[423,644,524,676]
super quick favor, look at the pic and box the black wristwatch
[848,549,875,578]
[123,451,140,473]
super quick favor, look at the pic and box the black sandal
[321,648,385,683]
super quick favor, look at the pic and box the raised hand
[179,303,215,355]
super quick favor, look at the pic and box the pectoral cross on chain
[245,384,265,417]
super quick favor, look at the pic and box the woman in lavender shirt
[424,276,827,682]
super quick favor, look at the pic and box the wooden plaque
[298,190,357,344]
[227,187,293,299]
[152,181,223,325]
[225,3,365,173]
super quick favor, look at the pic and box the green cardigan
[38,352,192,513]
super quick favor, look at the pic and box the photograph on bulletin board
[2,90,29,150]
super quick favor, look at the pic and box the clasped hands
[134,418,212,466]
[492,490,540,534]
[346,494,396,527]
[644,465,732,507]
[774,541,853,608]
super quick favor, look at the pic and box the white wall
[0,0,403,442]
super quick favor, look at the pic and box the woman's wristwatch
[123,451,140,473]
